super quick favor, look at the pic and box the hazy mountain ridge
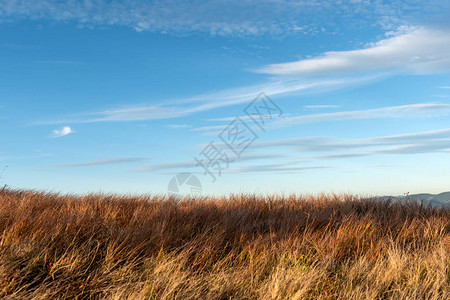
[381,191,450,207]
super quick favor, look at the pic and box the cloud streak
[250,128,450,156]
[131,128,450,176]
[42,157,148,168]
[255,27,450,75]
[304,105,340,109]
[134,153,286,173]
[273,102,450,127]
[166,124,192,129]
[29,24,450,128]
[34,76,379,125]
[33,26,450,126]
[228,164,328,174]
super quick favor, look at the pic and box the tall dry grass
[0,187,448,299]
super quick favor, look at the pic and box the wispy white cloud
[42,157,148,168]
[191,125,230,132]
[192,117,269,135]
[166,124,192,129]
[314,153,370,160]
[206,102,449,135]
[33,25,450,126]
[134,161,197,172]
[304,105,340,109]
[132,128,450,175]
[136,161,328,175]
[206,114,281,123]
[29,23,450,127]
[228,164,328,174]
[134,153,285,172]
[255,27,450,75]
[97,79,343,121]
[35,76,378,125]
[250,128,450,156]
[92,80,311,121]
[51,126,74,138]
[273,102,450,127]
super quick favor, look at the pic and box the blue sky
[1,0,450,196]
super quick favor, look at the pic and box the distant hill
[380,192,450,207]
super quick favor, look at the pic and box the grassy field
[0,188,448,299]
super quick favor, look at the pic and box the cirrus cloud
[254,27,450,75]
[1,1,448,36]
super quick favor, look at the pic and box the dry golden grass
[0,188,448,299]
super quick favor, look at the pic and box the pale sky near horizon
[1,0,450,196]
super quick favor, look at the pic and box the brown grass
[0,188,448,299]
